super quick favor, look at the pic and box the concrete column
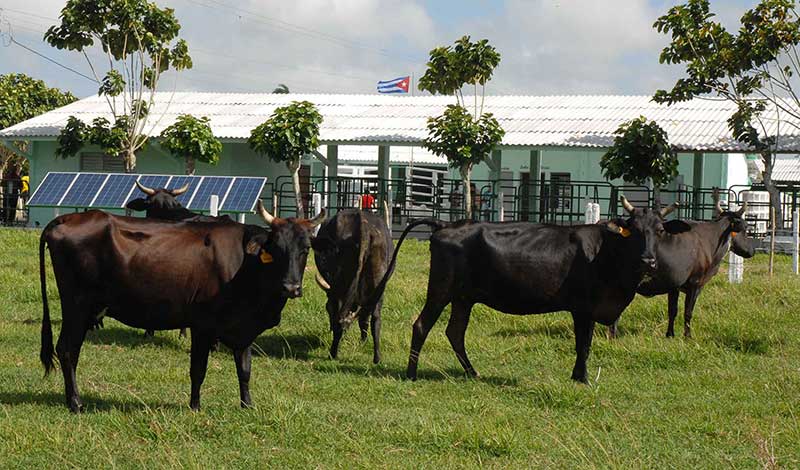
[327,145,339,214]
[378,145,390,210]
[693,152,704,219]
[530,150,541,222]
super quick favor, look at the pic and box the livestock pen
[0,227,798,468]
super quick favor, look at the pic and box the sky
[0,0,762,99]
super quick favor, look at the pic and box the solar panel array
[28,172,267,213]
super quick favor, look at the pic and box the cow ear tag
[260,250,273,264]
[619,227,631,238]
[731,231,738,238]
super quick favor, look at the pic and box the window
[80,153,126,173]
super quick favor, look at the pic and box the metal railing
[0,179,28,227]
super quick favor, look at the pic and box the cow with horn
[368,196,676,383]
[312,201,393,364]
[608,189,755,338]
[39,200,324,412]
[126,179,233,339]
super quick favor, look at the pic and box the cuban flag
[377,76,410,94]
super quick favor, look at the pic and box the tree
[601,116,679,207]
[45,0,193,172]
[419,36,504,219]
[0,73,77,175]
[248,101,323,216]
[273,84,290,94]
[653,0,800,226]
[159,115,222,175]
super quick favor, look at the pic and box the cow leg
[56,316,89,413]
[683,287,702,338]
[666,289,679,338]
[570,312,595,384]
[368,300,382,364]
[358,313,369,342]
[327,297,344,359]
[232,347,252,408]
[406,298,448,381]
[179,328,187,338]
[607,319,619,339]
[144,329,155,337]
[445,301,478,378]
[189,329,214,410]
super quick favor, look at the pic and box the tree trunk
[460,164,472,220]
[762,151,783,230]
[653,184,662,210]
[288,160,304,217]
[124,149,137,173]
[185,155,195,176]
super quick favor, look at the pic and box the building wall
[27,140,290,227]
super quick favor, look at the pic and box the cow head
[245,200,326,298]
[604,196,678,270]
[714,200,754,258]
[126,180,191,217]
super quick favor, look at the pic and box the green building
[0,93,766,227]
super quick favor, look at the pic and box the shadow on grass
[84,326,185,351]
[492,322,574,339]
[251,333,325,360]
[0,391,183,413]
[313,360,519,387]
[712,332,772,355]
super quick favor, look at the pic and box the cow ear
[126,198,148,211]
[245,233,269,256]
[572,229,603,263]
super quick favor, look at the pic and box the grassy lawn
[1,227,799,469]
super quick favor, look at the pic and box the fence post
[794,209,799,275]
[728,202,744,284]
[312,192,323,235]
[238,213,245,223]
[209,195,219,217]
[498,191,504,222]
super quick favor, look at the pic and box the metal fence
[261,175,800,239]
[0,179,28,227]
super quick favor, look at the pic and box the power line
[180,0,421,64]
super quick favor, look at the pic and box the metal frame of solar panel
[28,172,267,214]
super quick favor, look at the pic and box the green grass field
[1,227,798,469]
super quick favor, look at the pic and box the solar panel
[124,174,171,205]
[221,177,267,212]
[188,176,234,211]
[60,173,109,207]
[28,172,266,213]
[91,174,139,208]
[165,175,201,206]
[27,172,78,206]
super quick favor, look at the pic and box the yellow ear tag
[619,227,631,238]
[260,250,273,264]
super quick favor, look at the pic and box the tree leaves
[0,74,77,131]
[600,117,678,188]
[248,101,323,166]
[423,104,505,171]
[418,35,501,100]
[159,114,222,169]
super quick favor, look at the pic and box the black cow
[39,201,324,412]
[608,199,755,339]
[126,180,231,338]
[372,197,678,383]
[312,205,392,364]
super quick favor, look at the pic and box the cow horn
[171,184,190,196]
[135,180,156,196]
[621,196,635,214]
[308,209,326,228]
[659,202,679,218]
[256,199,274,224]
[383,200,390,227]
[315,271,331,291]
[712,187,723,215]
[736,201,747,216]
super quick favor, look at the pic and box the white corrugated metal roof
[331,145,446,165]
[3,92,800,152]
[754,155,800,182]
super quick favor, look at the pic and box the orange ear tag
[260,250,273,264]
[619,227,631,238]
[731,231,738,238]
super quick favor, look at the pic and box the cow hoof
[373,355,381,365]
[466,369,480,379]
[240,400,252,409]
[190,401,200,411]
[68,402,84,414]
[570,371,588,384]
[329,348,339,360]
[666,331,675,338]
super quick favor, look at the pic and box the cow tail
[337,211,372,320]
[365,217,447,307]
[39,225,56,376]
